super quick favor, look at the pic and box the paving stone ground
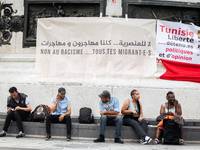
[0,136,199,150]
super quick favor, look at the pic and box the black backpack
[78,107,94,124]
[162,101,181,144]
[30,104,51,122]
[162,119,181,144]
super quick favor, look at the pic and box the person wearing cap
[0,87,32,138]
[93,90,124,144]
[45,87,71,141]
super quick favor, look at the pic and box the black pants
[3,110,29,132]
[46,114,71,135]
[123,118,148,140]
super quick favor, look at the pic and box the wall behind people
[0,82,200,119]
[0,0,200,119]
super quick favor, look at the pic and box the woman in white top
[160,91,182,116]
[153,91,185,145]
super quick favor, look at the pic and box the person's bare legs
[180,127,183,139]
[180,127,185,144]
[153,128,162,144]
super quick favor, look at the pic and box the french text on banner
[35,17,157,78]
[156,20,200,64]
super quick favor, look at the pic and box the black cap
[98,90,110,98]
[58,87,66,94]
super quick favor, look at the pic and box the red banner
[159,59,200,83]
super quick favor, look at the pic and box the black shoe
[140,139,147,145]
[93,135,105,142]
[114,138,124,144]
[16,131,25,138]
[45,133,51,140]
[0,130,6,137]
[66,134,71,141]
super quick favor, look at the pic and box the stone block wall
[0,0,200,119]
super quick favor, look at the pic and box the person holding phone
[45,87,71,141]
[0,87,32,138]
[153,91,185,145]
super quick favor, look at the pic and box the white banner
[156,20,200,64]
[34,17,157,78]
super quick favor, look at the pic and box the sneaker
[45,133,51,140]
[114,138,124,144]
[140,139,147,145]
[66,134,71,141]
[16,131,25,138]
[145,136,152,144]
[0,130,6,137]
[93,135,105,142]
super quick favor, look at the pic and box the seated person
[45,87,71,141]
[121,89,152,144]
[153,91,185,144]
[93,90,123,144]
[0,87,32,138]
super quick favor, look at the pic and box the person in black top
[0,87,32,138]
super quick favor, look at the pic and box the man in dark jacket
[0,87,32,138]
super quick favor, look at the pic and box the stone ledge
[0,113,200,126]
[0,54,35,62]
[0,118,200,142]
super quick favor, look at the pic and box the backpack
[78,107,94,124]
[162,100,181,145]
[30,104,51,122]
[162,118,181,144]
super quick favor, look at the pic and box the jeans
[46,114,71,135]
[3,110,29,132]
[99,115,123,138]
[123,118,148,140]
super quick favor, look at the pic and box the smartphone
[57,94,61,99]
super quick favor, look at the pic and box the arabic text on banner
[35,17,157,78]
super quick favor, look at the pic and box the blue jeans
[99,115,123,138]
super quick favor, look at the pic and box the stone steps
[0,114,200,142]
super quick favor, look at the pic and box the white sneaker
[0,130,6,137]
[16,131,25,138]
[145,136,152,144]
